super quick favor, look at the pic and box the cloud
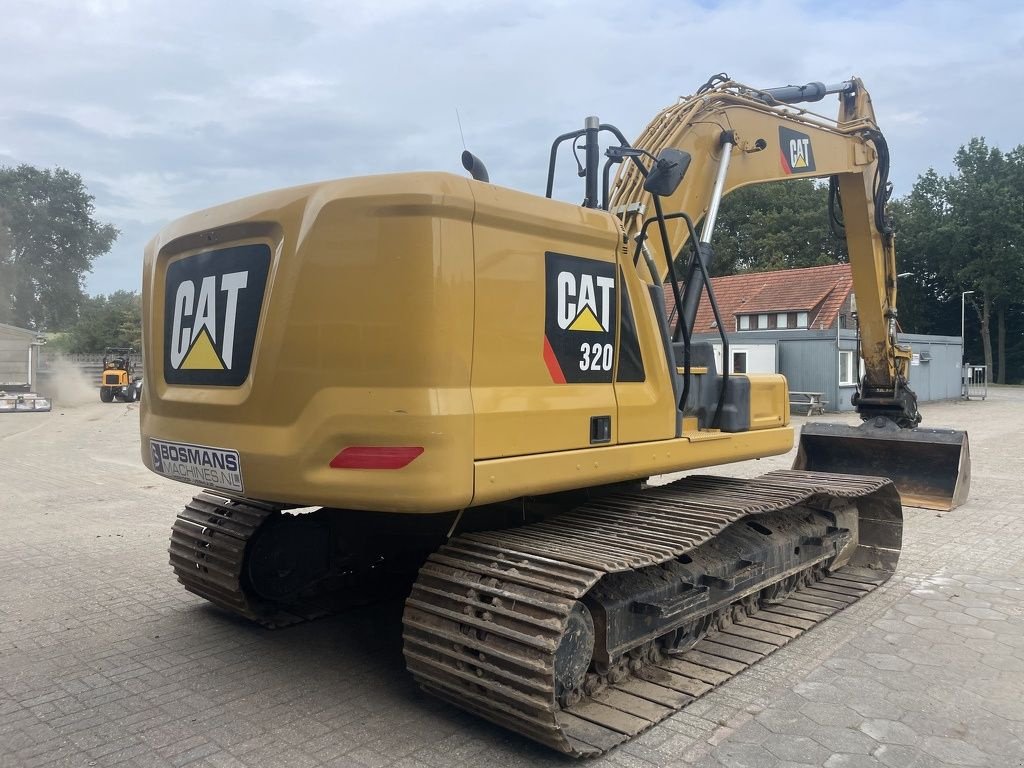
[0,0,1021,294]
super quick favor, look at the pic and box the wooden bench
[789,391,828,416]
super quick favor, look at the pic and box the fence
[35,352,145,393]
[38,352,144,372]
[962,365,987,400]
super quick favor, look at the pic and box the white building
[0,322,44,391]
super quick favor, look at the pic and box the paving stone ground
[2,387,1023,767]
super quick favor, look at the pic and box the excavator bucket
[794,419,970,511]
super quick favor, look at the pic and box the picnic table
[789,391,827,416]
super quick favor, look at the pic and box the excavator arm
[606,76,917,425]
[597,76,967,509]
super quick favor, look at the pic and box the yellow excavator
[140,75,970,756]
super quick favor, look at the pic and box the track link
[402,470,902,756]
[169,493,324,627]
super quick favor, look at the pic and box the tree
[887,176,957,336]
[703,180,847,275]
[0,207,13,324]
[0,165,119,330]
[886,140,1024,383]
[939,139,1024,383]
[66,291,142,353]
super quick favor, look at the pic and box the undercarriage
[168,469,901,755]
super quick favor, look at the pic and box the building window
[732,351,748,374]
[737,312,814,330]
[839,350,856,386]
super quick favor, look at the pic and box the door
[470,185,622,459]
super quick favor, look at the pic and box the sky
[2,0,1022,295]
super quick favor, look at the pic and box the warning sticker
[150,438,244,494]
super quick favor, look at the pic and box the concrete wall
[36,352,146,394]
[38,352,109,383]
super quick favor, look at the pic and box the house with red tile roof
[663,263,855,335]
[660,263,964,412]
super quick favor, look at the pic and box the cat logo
[779,126,816,174]
[170,272,248,371]
[556,271,615,333]
[163,243,271,386]
[544,252,617,384]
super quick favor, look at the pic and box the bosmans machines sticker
[779,126,816,174]
[543,252,617,384]
[150,438,243,493]
[164,243,271,386]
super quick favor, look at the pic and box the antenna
[455,108,467,151]
[456,108,489,182]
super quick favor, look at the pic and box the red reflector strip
[330,446,424,470]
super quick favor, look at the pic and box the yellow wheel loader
[140,75,969,755]
[100,347,143,403]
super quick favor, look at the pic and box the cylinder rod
[700,138,734,243]
[760,80,854,105]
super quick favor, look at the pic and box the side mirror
[643,149,691,197]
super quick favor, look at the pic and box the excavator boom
[606,76,970,510]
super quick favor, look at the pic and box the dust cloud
[44,358,99,407]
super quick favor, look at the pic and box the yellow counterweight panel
[102,370,129,386]
[141,173,479,513]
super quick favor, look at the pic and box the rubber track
[168,493,320,627]
[402,470,902,756]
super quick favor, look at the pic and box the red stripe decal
[780,149,792,174]
[543,335,566,384]
[330,446,424,470]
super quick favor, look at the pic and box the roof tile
[663,263,852,333]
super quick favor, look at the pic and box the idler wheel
[554,601,595,701]
[246,515,332,601]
